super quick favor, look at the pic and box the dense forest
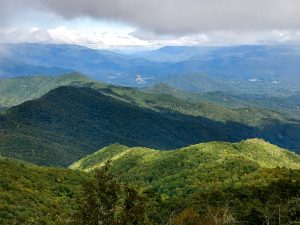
[1,140,300,225]
[1,75,300,168]
[0,74,299,224]
[2,1,300,222]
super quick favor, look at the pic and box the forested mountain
[1,140,300,225]
[0,57,72,78]
[71,138,300,174]
[0,86,259,167]
[0,73,93,108]
[70,139,300,224]
[1,74,300,167]
[0,43,169,86]
[2,1,300,224]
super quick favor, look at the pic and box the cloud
[0,26,150,49]
[131,29,300,46]
[1,0,300,35]
[0,27,53,43]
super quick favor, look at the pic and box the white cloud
[0,26,150,49]
[2,26,300,50]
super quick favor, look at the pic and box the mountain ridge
[70,138,300,172]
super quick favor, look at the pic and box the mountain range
[1,44,300,96]
[1,43,300,224]
[0,74,300,168]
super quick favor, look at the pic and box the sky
[1,0,300,49]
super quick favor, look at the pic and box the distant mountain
[0,57,71,77]
[2,44,300,94]
[140,45,300,95]
[133,45,219,63]
[0,43,169,86]
[145,83,300,118]
[163,45,300,82]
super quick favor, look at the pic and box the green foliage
[75,161,150,225]
[2,86,257,167]
[1,74,300,166]
[1,139,300,225]
[169,208,202,225]
[145,82,300,119]
[71,140,300,225]
[1,82,300,167]
[71,139,300,215]
[0,73,94,108]
[0,157,87,225]
[192,178,300,225]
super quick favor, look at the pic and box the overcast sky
[1,0,300,49]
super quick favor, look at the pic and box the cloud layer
[1,0,300,34]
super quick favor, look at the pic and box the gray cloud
[1,0,300,34]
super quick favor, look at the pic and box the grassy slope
[0,157,87,225]
[70,139,300,201]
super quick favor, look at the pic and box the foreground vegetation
[1,138,300,224]
[0,157,87,224]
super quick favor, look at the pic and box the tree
[75,161,150,225]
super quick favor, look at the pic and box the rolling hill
[70,139,300,221]
[0,86,259,167]
[145,83,300,118]
[71,139,300,172]
[0,73,94,108]
[2,139,300,225]
[1,75,300,166]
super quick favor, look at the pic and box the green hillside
[1,74,300,167]
[0,157,87,225]
[1,84,300,167]
[71,138,300,173]
[70,139,300,224]
[0,73,94,108]
[1,140,300,225]
[0,73,295,126]
[145,82,300,119]
[0,86,262,167]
